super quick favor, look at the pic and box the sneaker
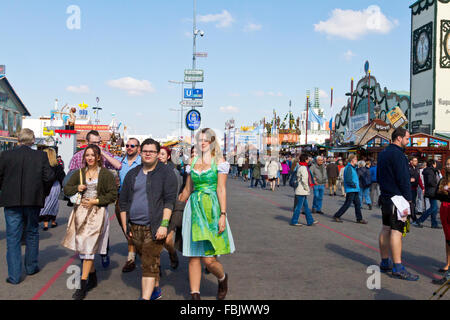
[101,254,110,268]
[356,219,368,224]
[412,221,423,228]
[150,287,162,300]
[432,277,449,285]
[307,221,319,226]
[431,225,442,229]
[391,267,419,281]
[316,211,325,215]
[290,223,303,227]
[379,259,393,273]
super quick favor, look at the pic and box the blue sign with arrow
[184,88,203,99]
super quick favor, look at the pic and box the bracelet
[160,219,169,228]
[220,212,227,216]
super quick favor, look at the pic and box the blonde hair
[194,128,222,163]
[18,128,35,146]
[43,148,58,167]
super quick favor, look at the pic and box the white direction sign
[180,100,204,107]
[184,69,204,82]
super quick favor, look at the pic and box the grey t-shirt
[129,169,150,226]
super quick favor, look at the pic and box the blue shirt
[377,144,412,201]
[370,166,377,183]
[129,169,150,226]
[116,155,142,191]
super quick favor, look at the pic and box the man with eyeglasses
[119,138,177,300]
[115,138,141,273]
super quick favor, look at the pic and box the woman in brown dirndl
[62,145,117,300]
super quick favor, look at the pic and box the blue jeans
[4,206,40,284]
[418,198,439,226]
[291,195,314,226]
[359,187,372,205]
[312,185,325,211]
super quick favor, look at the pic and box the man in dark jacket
[0,129,55,284]
[326,159,339,196]
[415,159,441,228]
[377,127,419,281]
[119,138,177,300]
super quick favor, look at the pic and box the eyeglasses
[90,141,101,145]
[141,150,158,155]
[126,144,137,148]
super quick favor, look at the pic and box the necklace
[86,168,98,181]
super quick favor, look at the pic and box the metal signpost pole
[306,95,309,145]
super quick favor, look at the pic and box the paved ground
[0,178,448,300]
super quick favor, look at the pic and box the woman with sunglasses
[62,145,117,300]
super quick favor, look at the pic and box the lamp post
[367,71,371,125]
[305,95,309,145]
[190,0,205,146]
[168,80,187,140]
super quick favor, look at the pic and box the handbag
[69,169,83,205]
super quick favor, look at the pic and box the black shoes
[73,280,88,300]
[368,204,372,210]
[217,274,228,300]
[356,219,368,224]
[122,260,136,273]
[191,293,201,300]
[86,272,97,291]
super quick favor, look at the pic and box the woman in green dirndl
[179,128,235,300]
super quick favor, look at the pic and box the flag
[308,108,324,126]
[329,117,333,131]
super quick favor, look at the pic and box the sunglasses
[126,144,137,148]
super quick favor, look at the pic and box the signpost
[185,109,201,131]
[184,69,204,82]
[180,100,203,107]
[184,88,203,99]
[195,52,208,57]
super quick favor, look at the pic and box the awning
[330,146,359,153]
[0,136,18,143]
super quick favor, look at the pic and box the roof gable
[0,77,31,116]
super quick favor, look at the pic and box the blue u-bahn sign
[184,88,203,99]
[185,109,201,131]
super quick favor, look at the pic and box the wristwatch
[220,212,227,216]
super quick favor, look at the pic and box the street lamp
[168,80,188,140]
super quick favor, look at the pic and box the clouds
[198,10,234,28]
[66,85,90,94]
[343,50,356,61]
[314,5,398,40]
[244,23,262,32]
[107,77,155,96]
[219,105,239,113]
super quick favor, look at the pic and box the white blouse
[186,161,230,175]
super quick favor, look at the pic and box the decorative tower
[410,0,450,135]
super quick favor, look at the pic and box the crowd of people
[0,126,448,299]
[0,128,234,300]
[228,127,449,286]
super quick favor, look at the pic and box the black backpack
[289,168,299,189]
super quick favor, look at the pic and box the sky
[0,0,414,138]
